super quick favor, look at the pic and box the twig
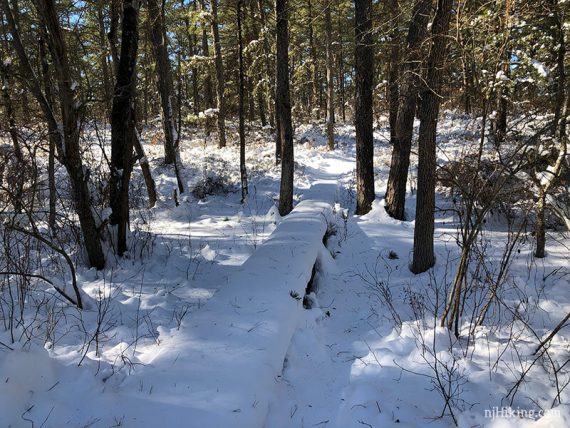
[534,311,570,355]
[0,340,14,351]
[0,271,78,307]
[6,224,82,309]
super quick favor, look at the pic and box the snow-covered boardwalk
[153,200,332,427]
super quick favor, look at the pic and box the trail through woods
[1,121,570,427]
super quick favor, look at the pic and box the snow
[146,200,333,427]
[531,60,549,77]
[200,108,219,118]
[200,243,217,261]
[1,117,570,427]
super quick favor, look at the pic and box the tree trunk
[276,0,294,215]
[337,9,346,122]
[185,0,200,114]
[247,76,256,124]
[553,0,566,139]
[147,0,177,165]
[38,34,57,230]
[275,100,282,164]
[96,0,112,116]
[108,0,121,75]
[248,2,268,126]
[491,3,510,146]
[325,0,335,150]
[110,0,140,256]
[384,0,431,220]
[355,0,375,215]
[238,0,248,203]
[257,0,275,128]
[492,58,509,145]
[0,60,21,160]
[25,0,106,269]
[461,56,473,115]
[133,130,157,208]
[534,0,567,258]
[533,103,567,258]
[535,189,546,258]
[257,91,267,126]
[0,54,24,213]
[210,0,227,148]
[411,0,453,274]
[307,0,319,119]
[176,48,183,144]
[199,0,214,108]
[141,20,151,124]
[387,0,400,140]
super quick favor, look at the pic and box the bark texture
[110,0,140,256]
[238,0,248,203]
[325,0,335,150]
[211,0,227,148]
[355,0,375,215]
[276,0,294,215]
[411,0,453,274]
[384,0,431,220]
[147,0,177,164]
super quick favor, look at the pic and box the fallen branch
[0,271,79,307]
[534,311,570,355]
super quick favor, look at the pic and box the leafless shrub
[437,129,534,337]
[78,277,118,365]
[355,253,403,328]
[397,322,469,426]
[192,173,235,199]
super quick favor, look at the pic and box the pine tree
[384,0,432,220]
[211,0,227,148]
[411,0,454,274]
[110,0,141,256]
[276,0,294,215]
[354,0,374,215]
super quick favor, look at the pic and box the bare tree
[3,0,106,269]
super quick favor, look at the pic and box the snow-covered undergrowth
[1,115,570,427]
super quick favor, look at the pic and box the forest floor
[1,114,570,427]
